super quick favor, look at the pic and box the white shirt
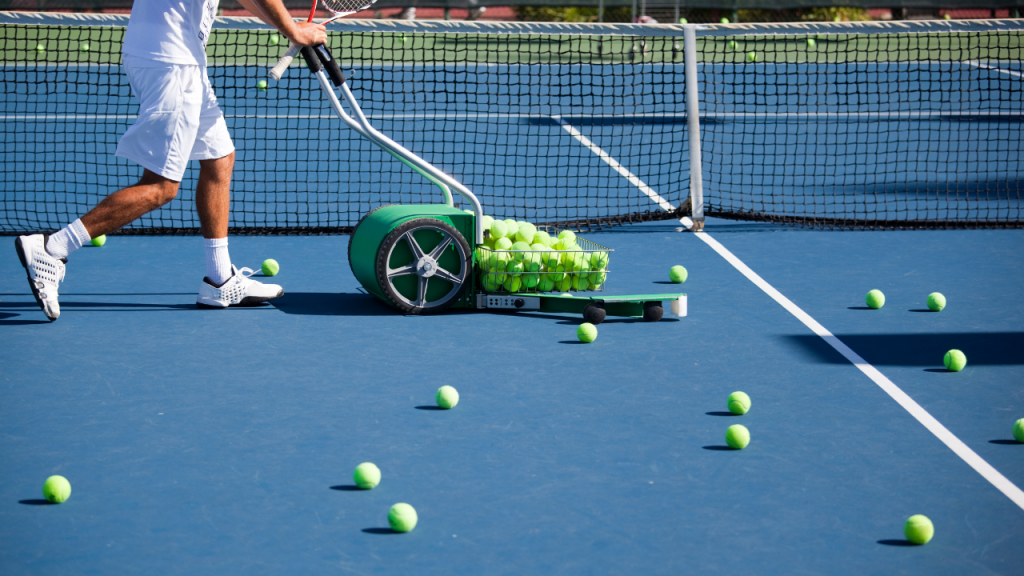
[122,0,220,66]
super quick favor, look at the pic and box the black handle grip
[301,46,322,73]
[314,44,346,86]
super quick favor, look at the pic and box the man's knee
[138,170,180,207]
[199,151,235,181]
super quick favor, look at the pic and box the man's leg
[196,152,234,286]
[72,171,180,248]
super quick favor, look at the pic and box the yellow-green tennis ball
[571,274,590,291]
[577,322,597,343]
[679,17,687,24]
[746,51,757,62]
[261,259,280,276]
[510,241,531,262]
[436,385,459,409]
[80,42,90,51]
[806,38,816,48]
[42,475,71,504]
[555,276,572,291]
[480,271,501,291]
[669,265,688,283]
[589,271,606,287]
[725,424,750,449]
[927,292,946,311]
[90,234,106,247]
[866,289,885,309]
[1013,418,1024,443]
[388,503,418,532]
[727,391,751,415]
[558,230,576,244]
[504,219,519,240]
[516,222,537,244]
[486,251,509,272]
[522,272,540,288]
[549,263,566,281]
[538,275,555,291]
[257,79,268,91]
[727,40,737,50]
[36,42,46,52]
[943,13,951,20]
[503,274,522,293]
[481,214,494,230]
[533,231,552,246]
[495,237,513,251]
[506,260,524,276]
[490,219,508,239]
[269,34,280,45]
[353,462,381,489]
[720,17,730,24]
[541,250,560,269]
[944,349,967,372]
[904,515,934,545]
[590,251,609,270]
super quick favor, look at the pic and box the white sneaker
[196,265,283,308]
[15,234,65,321]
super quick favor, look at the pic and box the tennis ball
[669,265,688,283]
[257,79,268,91]
[503,274,522,293]
[522,272,540,288]
[480,271,502,292]
[943,349,967,372]
[509,241,531,262]
[1013,418,1024,443]
[577,322,597,343]
[590,251,609,270]
[571,274,590,291]
[524,248,544,272]
[927,292,946,312]
[679,17,687,24]
[558,230,576,244]
[549,263,567,281]
[720,17,730,24]
[541,250,560,270]
[506,260,524,275]
[436,385,459,409]
[806,38,816,48]
[865,289,885,309]
[80,42,90,51]
[504,219,519,240]
[388,503,418,532]
[727,40,737,50]
[353,462,381,489]
[516,222,537,244]
[485,250,509,272]
[481,214,494,230]
[36,42,45,52]
[943,13,951,20]
[533,231,552,246]
[554,276,572,291]
[904,515,934,545]
[727,391,751,415]
[588,271,607,287]
[261,258,280,276]
[538,275,556,292]
[495,237,513,251]
[90,234,106,247]
[725,424,750,449]
[269,34,280,45]
[42,475,71,504]
[746,51,757,62]
[490,219,509,239]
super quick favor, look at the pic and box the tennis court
[1,13,1022,574]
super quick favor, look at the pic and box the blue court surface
[2,218,1023,574]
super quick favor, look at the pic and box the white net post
[683,25,705,231]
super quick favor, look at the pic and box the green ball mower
[288,42,687,322]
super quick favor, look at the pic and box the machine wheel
[643,301,664,322]
[375,218,471,314]
[583,303,606,325]
[349,204,395,279]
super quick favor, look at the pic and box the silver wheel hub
[416,256,438,278]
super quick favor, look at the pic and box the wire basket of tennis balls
[474,223,611,294]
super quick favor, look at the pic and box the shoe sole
[14,236,57,322]
[196,290,284,309]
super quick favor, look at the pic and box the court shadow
[330,485,363,491]
[989,439,1021,445]
[847,306,875,310]
[272,292,393,316]
[702,445,735,451]
[909,309,935,313]
[877,539,917,547]
[415,406,445,411]
[652,281,684,285]
[705,411,740,417]
[0,312,50,326]
[782,332,1024,366]
[559,340,588,344]
[923,368,950,373]
[362,528,399,535]
[18,499,54,506]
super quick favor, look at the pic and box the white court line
[553,116,675,212]
[966,60,1024,78]
[559,118,1024,512]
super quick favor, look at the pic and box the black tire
[583,303,606,325]
[349,204,395,279]
[643,301,664,322]
[375,218,471,314]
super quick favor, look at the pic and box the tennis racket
[268,0,378,81]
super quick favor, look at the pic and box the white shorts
[116,55,235,182]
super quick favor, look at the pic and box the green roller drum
[349,204,476,314]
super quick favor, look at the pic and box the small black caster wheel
[642,301,664,322]
[583,303,606,325]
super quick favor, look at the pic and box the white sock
[46,218,91,260]
[204,237,233,286]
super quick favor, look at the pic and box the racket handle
[313,44,346,86]
[269,43,301,80]
[300,46,322,73]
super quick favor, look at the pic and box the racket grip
[269,43,301,80]
[314,44,346,86]
[301,46,322,73]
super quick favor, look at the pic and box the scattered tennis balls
[269,34,280,46]
[388,503,418,532]
[943,349,967,372]
[577,322,597,343]
[261,259,280,276]
[806,38,816,48]
[436,385,459,409]
[727,391,751,415]
[353,462,381,489]
[42,475,71,504]
[490,219,509,239]
[746,51,757,62]
[90,234,106,247]
[720,17,730,24]
[927,292,946,311]
[904,515,934,545]
[1013,418,1024,443]
[725,424,750,449]
[669,265,688,283]
[865,289,885,309]
[257,79,268,91]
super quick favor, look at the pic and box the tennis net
[0,13,1021,233]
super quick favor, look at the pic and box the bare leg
[79,170,180,237]
[196,152,235,239]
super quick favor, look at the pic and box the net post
[683,25,705,232]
